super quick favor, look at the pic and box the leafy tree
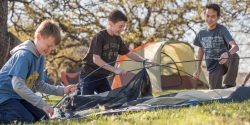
[2,0,249,82]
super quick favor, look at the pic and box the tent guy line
[51,56,250,113]
[66,56,250,86]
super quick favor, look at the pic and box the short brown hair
[108,10,128,23]
[205,3,221,17]
[35,19,61,45]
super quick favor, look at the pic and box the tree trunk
[0,0,8,68]
[0,0,20,68]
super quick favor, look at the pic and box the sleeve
[193,32,203,47]
[90,32,104,56]
[34,80,65,96]
[12,76,49,109]
[222,26,234,43]
[8,52,30,79]
[118,37,130,55]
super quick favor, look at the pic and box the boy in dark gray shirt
[193,3,239,89]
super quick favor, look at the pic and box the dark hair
[205,3,221,16]
[108,10,128,23]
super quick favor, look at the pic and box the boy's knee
[230,53,239,63]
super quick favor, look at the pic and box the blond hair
[35,19,61,45]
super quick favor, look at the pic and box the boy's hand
[64,85,77,94]
[193,68,201,80]
[219,52,229,64]
[43,106,54,118]
[145,59,158,67]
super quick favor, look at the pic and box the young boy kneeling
[0,19,77,123]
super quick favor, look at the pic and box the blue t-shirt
[0,49,45,104]
[193,24,234,73]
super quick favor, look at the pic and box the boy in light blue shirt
[0,19,77,123]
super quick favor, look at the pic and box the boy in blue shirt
[193,3,239,89]
[0,19,77,123]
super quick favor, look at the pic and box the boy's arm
[126,52,158,66]
[219,41,239,64]
[126,52,145,62]
[12,76,49,109]
[93,54,125,74]
[196,47,204,69]
[34,80,65,96]
[193,47,204,80]
[228,41,239,55]
[220,26,239,64]
[222,26,239,55]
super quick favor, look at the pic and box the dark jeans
[0,99,48,124]
[78,75,111,95]
[209,53,239,89]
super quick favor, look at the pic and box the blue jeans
[78,75,111,95]
[0,99,48,123]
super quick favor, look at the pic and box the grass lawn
[36,90,250,125]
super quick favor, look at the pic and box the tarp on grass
[54,68,250,119]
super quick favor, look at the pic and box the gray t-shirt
[193,24,234,73]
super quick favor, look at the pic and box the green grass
[36,90,250,125]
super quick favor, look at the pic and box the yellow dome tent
[112,41,208,92]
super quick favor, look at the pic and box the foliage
[5,0,250,82]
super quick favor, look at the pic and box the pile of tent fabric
[53,68,250,119]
